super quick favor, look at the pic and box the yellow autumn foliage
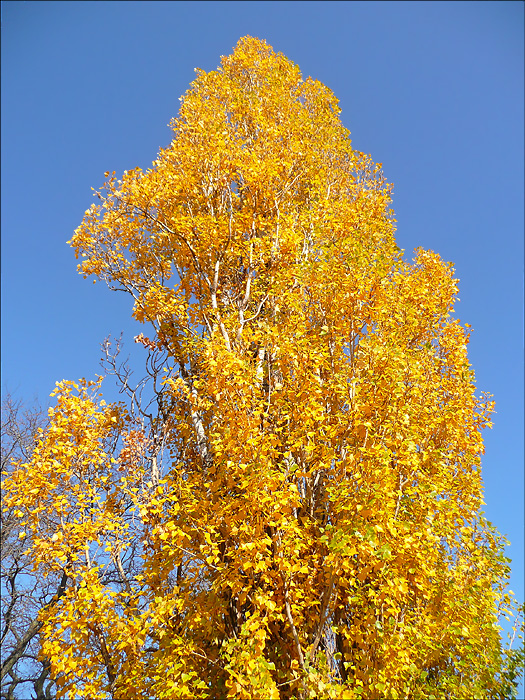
[3,36,521,699]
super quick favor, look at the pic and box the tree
[2,36,523,699]
[1,395,60,700]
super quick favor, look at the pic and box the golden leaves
[3,35,516,700]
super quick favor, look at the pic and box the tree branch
[0,571,68,682]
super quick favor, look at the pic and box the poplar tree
[4,37,522,699]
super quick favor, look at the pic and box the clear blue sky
[2,0,523,684]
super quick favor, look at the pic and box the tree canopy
[3,36,522,700]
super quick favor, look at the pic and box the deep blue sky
[2,0,523,680]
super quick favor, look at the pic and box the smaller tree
[1,395,62,700]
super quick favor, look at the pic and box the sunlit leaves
[3,36,521,699]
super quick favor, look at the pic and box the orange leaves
[8,35,514,700]
[2,379,136,589]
